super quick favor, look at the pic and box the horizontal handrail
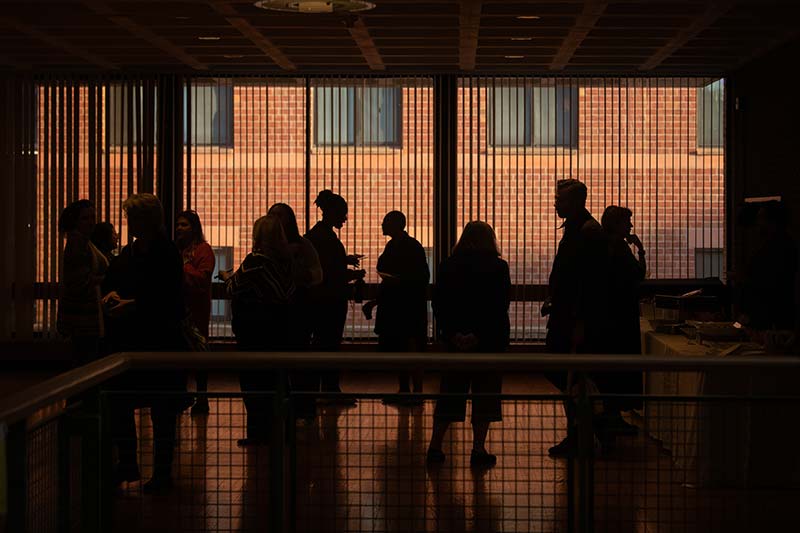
[2,350,799,427]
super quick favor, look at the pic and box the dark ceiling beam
[348,17,385,70]
[208,1,296,70]
[459,0,481,70]
[639,1,733,71]
[549,0,607,70]
[0,16,116,69]
[735,28,799,70]
[82,0,207,70]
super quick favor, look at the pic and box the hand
[353,269,366,280]
[216,269,233,282]
[108,298,135,318]
[346,254,364,267]
[361,300,377,320]
[626,234,644,251]
[102,291,121,306]
[541,298,552,317]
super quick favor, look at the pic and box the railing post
[270,369,290,533]
[5,420,27,533]
[574,374,595,533]
[57,412,72,533]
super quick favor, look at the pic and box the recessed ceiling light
[516,15,540,20]
[254,1,375,13]
[504,55,525,59]
[510,37,534,41]
[198,36,221,41]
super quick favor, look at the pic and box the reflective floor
[111,372,799,533]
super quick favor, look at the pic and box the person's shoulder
[196,241,214,255]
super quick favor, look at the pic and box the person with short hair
[90,221,118,264]
[427,221,511,469]
[58,199,106,365]
[102,193,187,493]
[362,210,430,405]
[598,205,646,436]
[175,210,215,416]
[543,179,611,457]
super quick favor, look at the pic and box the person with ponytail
[304,190,365,404]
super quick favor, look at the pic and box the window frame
[488,83,579,149]
[313,85,403,148]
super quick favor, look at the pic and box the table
[640,323,800,488]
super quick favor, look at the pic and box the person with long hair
[304,190,365,403]
[267,203,323,420]
[225,215,295,445]
[102,193,187,493]
[427,221,511,469]
[58,199,106,365]
[175,210,216,416]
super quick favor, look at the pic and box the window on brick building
[695,248,724,279]
[697,79,724,148]
[108,84,153,146]
[185,82,234,147]
[489,84,578,148]
[314,86,401,146]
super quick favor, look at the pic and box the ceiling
[0,0,797,75]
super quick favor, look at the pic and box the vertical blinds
[0,74,724,342]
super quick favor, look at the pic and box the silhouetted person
[175,210,215,416]
[305,190,365,404]
[543,179,610,457]
[58,199,106,365]
[267,202,323,420]
[597,205,645,435]
[90,221,118,264]
[740,201,798,333]
[427,221,510,469]
[225,215,295,446]
[102,193,187,493]
[362,211,429,405]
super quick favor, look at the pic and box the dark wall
[729,38,800,327]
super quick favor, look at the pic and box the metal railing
[2,351,800,533]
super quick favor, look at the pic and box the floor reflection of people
[471,472,501,533]
[295,407,345,533]
[378,406,427,532]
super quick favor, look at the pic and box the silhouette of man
[542,179,610,456]
[362,211,429,404]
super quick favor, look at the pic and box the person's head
[314,190,348,229]
[122,193,164,239]
[252,214,289,259]
[452,221,501,257]
[175,210,205,249]
[267,203,301,242]
[554,179,587,219]
[381,210,406,238]
[756,200,789,240]
[59,199,95,237]
[601,205,634,238]
[90,222,118,254]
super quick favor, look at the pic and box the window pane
[186,82,234,147]
[361,87,400,146]
[533,86,578,147]
[489,85,530,146]
[697,79,724,148]
[315,86,355,145]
